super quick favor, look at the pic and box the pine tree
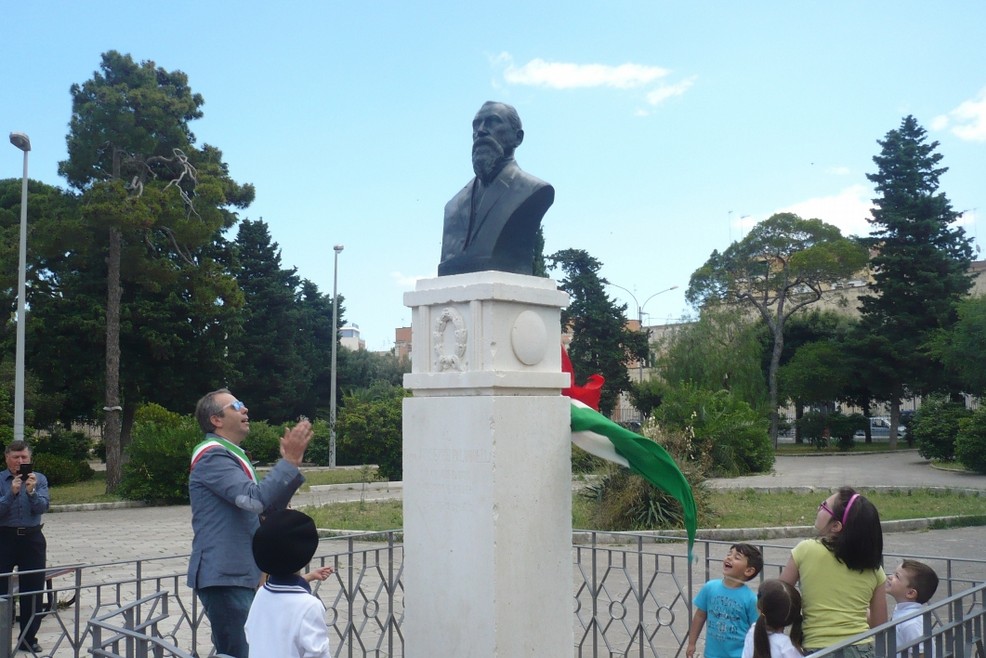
[58,51,253,490]
[228,219,308,423]
[548,249,649,416]
[687,213,868,445]
[859,115,974,447]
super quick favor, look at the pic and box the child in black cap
[244,509,334,657]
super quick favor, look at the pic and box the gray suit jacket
[439,160,554,276]
[186,436,304,589]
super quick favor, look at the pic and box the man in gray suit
[438,101,554,276]
[187,388,312,658]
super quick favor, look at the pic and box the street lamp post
[9,132,31,441]
[329,244,344,468]
[605,282,679,380]
[606,282,679,326]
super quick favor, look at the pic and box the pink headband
[841,493,860,525]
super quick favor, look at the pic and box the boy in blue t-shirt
[686,543,763,658]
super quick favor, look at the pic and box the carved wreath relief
[433,307,467,372]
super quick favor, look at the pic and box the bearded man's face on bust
[471,102,523,184]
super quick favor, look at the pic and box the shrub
[955,410,986,474]
[796,411,829,449]
[653,384,772,476]
[31,428,92,461]
[240,421,282,465]
[572,444,604,474]
[305,419,332,466]
[335,385,408,481]
[134,403,184,426]
[118,414,200,503]
[32,453,94,486]
[829,412,866,451]
[581,423,710,531]
[912,397,970,462]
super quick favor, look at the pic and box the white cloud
[776,184,875,238]
[493,52,692,110]
[933,88,986,142]
[645,76,696,105]
[826,166,851,176]
[501,56,669,90]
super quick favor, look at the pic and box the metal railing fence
[87,591,195,658]
[1,531,983,658]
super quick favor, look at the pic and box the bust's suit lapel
[470,163,518,246]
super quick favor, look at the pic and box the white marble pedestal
[402,271,573,657]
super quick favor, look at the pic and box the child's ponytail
[752,613,772,658]
[754,579,804,658]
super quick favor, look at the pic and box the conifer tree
[548,249,649,416]
[859,115,974,447]
[59,51,254,490]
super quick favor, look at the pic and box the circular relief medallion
[511,310,547,365]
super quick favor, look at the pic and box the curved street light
[606,282,679,326]
[329,244,344,468]
[605,282,679,382]
[9,132,31,441]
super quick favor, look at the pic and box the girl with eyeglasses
[779,487,886,658]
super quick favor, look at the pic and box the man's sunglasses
[222,400,246,412]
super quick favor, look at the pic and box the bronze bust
[438,101,554,276]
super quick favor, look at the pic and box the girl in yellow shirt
[779,487,887,656]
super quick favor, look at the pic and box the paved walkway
[707,449,986,492]
[43,450,985,569]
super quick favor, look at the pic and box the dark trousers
[196,586,255,658]
[0,528,47,645]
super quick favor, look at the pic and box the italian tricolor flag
[564,348,696,553]
[569,400,697,553]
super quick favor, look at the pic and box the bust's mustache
[472,137,506,183]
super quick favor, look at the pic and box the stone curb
[573,515,984,544]
[704,484,986,496]
[309,481,403,493]
[50,500,150,513]
[772,448,920,458]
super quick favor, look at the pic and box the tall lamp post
[329,244,344,468]
[606,282,679,326]
[9,132,31,441]
[606,282,678,380]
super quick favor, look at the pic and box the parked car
[854,416,907,439]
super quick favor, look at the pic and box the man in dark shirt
[0,440,50,654]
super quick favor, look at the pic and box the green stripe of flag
[571,402,696,553]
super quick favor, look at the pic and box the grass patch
[50,466,380,505]
[303,500,403,530]
[297,466,380,490]
[300,488,986,533]
[930,460,974,473]
[707,488,986,529]
[774,441,911,455]
[49,472,121,505]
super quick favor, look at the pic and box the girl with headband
[779,487,887,657]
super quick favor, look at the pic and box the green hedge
[956,409,986,474]
[118,409,199,503]
[32,453,95,486]
[653,384,773,476]
[913,397,970,462]
[240,421,282,465]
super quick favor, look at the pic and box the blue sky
[3,2,985,351]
